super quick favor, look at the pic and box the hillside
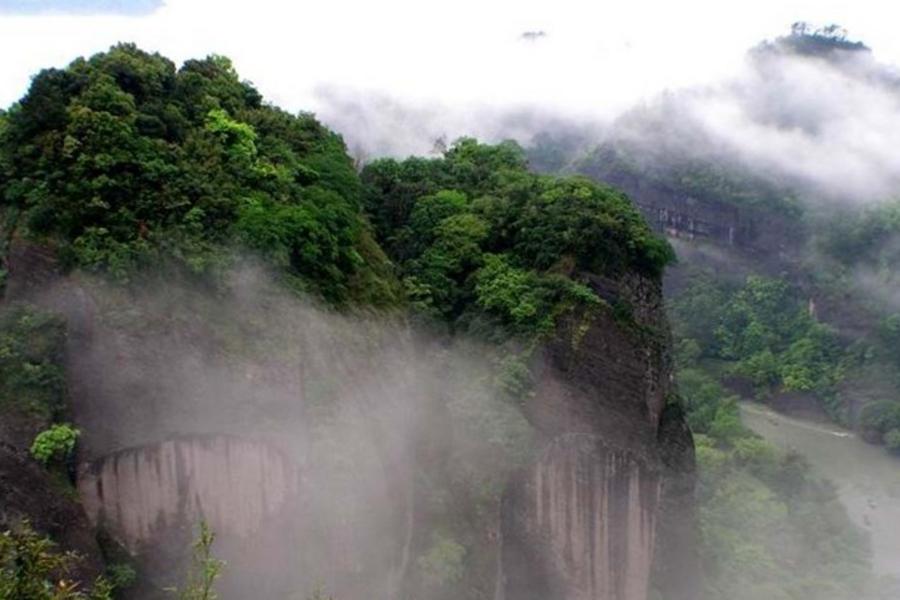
[0,46,692,600]
[524,26,900,600]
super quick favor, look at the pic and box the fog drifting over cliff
[27,263,534,598]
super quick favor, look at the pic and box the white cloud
[3,0,900,201]
[1,0,899,114]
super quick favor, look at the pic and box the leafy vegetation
[0,305,67,418]
[572,141,803,217]
[170,522,224,600]
[30,424,80,466]
[810,200,900,442]
[672,270,847,414]
[362,137,672,335]
[0,522,113,600]
[754,22,870,57]
[678,366,879,600]
[0,44,397,306]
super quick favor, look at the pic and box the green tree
[0,44,395,305]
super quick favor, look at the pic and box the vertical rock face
[500,436,660,600]
[78,435,300,552]
[498,273,697,600]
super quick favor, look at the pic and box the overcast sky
[1,0,899,119]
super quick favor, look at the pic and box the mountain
[525,25,900,600]
[0,45,696,600]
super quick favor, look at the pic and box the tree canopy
[0,44,396,305]
[362,138,674,332]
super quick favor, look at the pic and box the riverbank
[740,401,900,577]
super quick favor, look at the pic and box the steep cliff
[1,48,699,597]
[78,436,301,552]
[497,273,698,600]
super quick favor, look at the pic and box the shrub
[173,522,224,600]
[884,429,900,454]
[0,522,112,599]
[417,533,466,588]
[30,424,80,466]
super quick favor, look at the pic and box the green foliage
[104,563,136,592]
[30,424,80,466]
[859,400,900,439]
[417,533,467,588]
[692,420,873,600]
[0,44,395,306]
[677,308,875,599]
[818,200,900,268]
[362,138,670,337]
[0,305,67,418]
[171,522,224,600]
[756,23,869,58]
[576,141,802,216]
[672,270,846,409]
[305,585,335,600]
[0,522,113,600]
[878,313,900,368]
[884,429,900,454]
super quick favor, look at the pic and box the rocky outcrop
[78,435,301,552]
[0,442,105,583]
[592,170,800,261]
[652,404,700,600]
[499,436,660,600]
[497,273,698,600]
[1,239,699,600]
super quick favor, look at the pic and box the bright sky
[1,0,899,119]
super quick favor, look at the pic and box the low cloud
[317,33,900,206]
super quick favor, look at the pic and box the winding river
[740,402,900,577]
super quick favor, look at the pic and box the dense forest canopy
[0,43,674,329]
[361,139,673,333]
[0,44,396,305]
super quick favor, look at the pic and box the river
[740,402,900,577]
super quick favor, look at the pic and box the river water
[740,402,900,577]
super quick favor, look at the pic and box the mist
[27,263,534,599]
[315,30,900,208]
[3,4,900,600]
[4,2,900,203]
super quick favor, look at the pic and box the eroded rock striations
[78,435,301,552]
[1,238,698,600]
[497,273,698,600]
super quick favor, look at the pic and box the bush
[884,429,900,454]
[860,400,900,437]
[30,424,80,466]
[173,521,225,600]
[0,522,112,599]
[0,44,392,306]
[361,138,672,339]
[417,533,466,588]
